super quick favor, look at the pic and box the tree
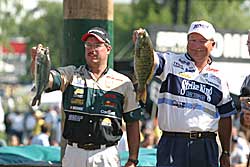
[0,0,63,83]
[16,1,62,83]
[0,0,23,46]
[20,1,63,68]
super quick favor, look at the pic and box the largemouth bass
[134,29,154,103]
[31,45,51,106]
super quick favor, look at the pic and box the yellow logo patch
[101,118,112,126]
[74,88,84,95]
[179,72,191,79]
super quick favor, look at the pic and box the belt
[162,131,216,139]
[67,141,116,150]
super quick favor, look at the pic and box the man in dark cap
[31,27,142,167]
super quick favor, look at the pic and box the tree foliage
[114,0,250,60]
[20,1,63,68]
[0,0,23,46]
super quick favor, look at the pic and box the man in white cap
[133,20,236,167]
[31,27,143,167]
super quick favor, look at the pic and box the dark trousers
[156,135,219,167]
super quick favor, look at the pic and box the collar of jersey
[85,65,109,75]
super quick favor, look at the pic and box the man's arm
[125,120,140,167]
[47,74,54,89]
[218,116,232,167]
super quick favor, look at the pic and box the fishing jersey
[47,65,142,145]
[155,52,237,132]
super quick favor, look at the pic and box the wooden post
[61,0,114,160]
[63,0,114,68]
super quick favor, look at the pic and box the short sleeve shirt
[155,52,237,132]
[48,65,142,144]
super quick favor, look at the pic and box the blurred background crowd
[0,86,61,147]
[0,83,250,167]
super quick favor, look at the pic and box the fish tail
[141,87,147,104]
[137,86,147,104]
[31,95,41,106]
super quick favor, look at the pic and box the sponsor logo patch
[68,114,83,122]
[173,61,184,70]
[180,80,213,102]
[179,58,190,65]
[72,75,86,86]
[70,106,84,111]
[179,72,191,79]
[74,88,84,95]
[104,100,117,107]
[106,75,123,82]
[73,88,84,98]
[70,98,84,105]
[104,94,117,99]
[101,118,112,126]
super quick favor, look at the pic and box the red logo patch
[104,94,117,99]
[104,100,116,107]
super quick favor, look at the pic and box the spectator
[231,126,249,166]
[8,134,21,146]
[141,129,156,149]
[7,110,24,144]
[32,110,45,136]
[44,106,58,144]
[23,110,36,144]
[31,123,50,146]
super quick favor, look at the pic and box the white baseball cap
[188,20,216,40]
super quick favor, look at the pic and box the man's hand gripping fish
[134,29,154,103]
[31,44,51,106]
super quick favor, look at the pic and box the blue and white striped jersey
[155,51,237,132]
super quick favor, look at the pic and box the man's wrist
[128,158,139,165]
